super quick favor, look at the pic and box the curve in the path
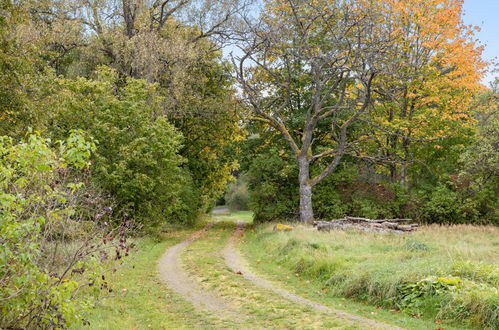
[158,223,238,317]
[222,222,403,330]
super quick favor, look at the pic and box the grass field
[213,210,254,223]
[242,222,499,329]
[73,211,498,329]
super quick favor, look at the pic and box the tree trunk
[400,163,407,185]
[122,0,135,39]
[298,157,314,223]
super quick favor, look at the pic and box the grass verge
[71,223,227,329]
[242,223,498,329]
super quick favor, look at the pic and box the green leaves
[59,129,97,169]
[48,68,188,226]
[0,132,97,328]
[398,276,462,309]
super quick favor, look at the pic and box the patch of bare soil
[222,222,402,330]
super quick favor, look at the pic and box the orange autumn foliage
[362,0,487,181]
[372,0,486,134]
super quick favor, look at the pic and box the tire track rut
[222,221,403,330]
[158,222,241,318]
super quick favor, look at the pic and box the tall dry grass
[245,224,498,328]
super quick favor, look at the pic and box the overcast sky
[462,0,499,84]
[225,1,498,84]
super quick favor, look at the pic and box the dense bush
[246,152,299,222]
[420,184,467,223]
[244,154,419,223]
[47,68,195,226]
[314,167,416,220]
[244,146,496,224]
[0,132,133,329]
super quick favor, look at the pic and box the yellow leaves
[0,109,15,122]
[273,223,293,231]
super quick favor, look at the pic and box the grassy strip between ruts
[71,222,232,330]
[240,222,498,329]
[179,221,361,329]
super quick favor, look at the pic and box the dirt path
[222,222,402,330]
[212,206,230,214]
[158,220,403,328]
[157,223,239,318]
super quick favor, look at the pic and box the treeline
[1,0,243,226]
[227,0,498,225]
[1,0,244,327]
[234,82,498,224]
[233,81,498,225]
[236,108,498,224]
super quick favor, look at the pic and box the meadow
[242,223,499,328]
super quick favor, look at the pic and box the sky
[462,0,499,84]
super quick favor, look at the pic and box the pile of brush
[313,216,419,233]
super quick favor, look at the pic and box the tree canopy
[233,0,487,222]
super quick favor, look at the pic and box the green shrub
[247,153,299,222]
[165,169,202,226]
[351,198,389,219]
[397,276,462,309]
[0,132,133,329]
[313,179,350,219]
[420,184,466,223]
[49,68,190,227]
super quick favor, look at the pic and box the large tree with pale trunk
[234,0,396,223]
[233,0,485,223]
